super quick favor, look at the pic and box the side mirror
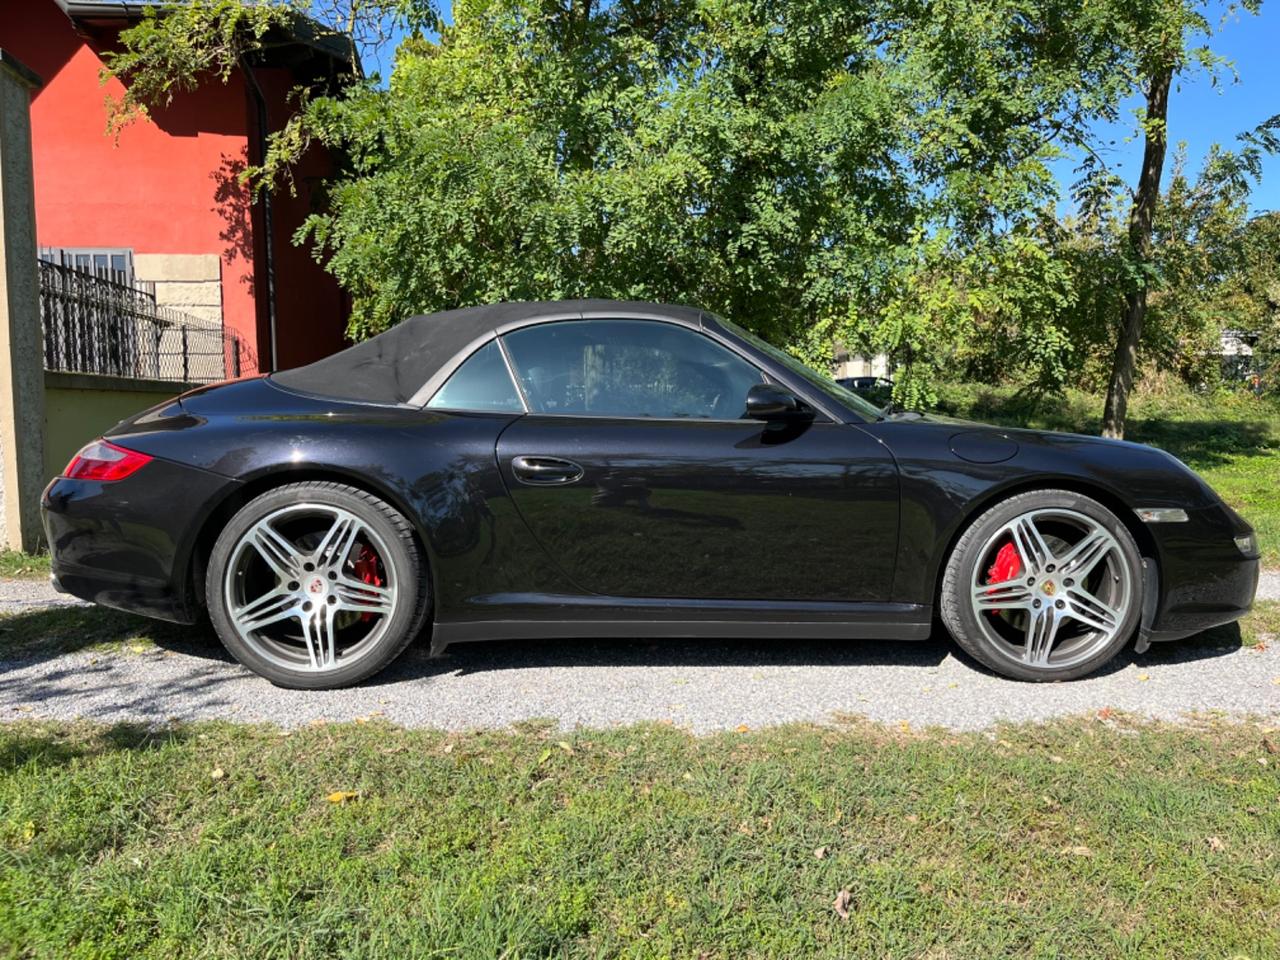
[745,383,812,422]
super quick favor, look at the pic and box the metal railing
[37,259,254,384]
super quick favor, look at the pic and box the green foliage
[3,715,1280,956]
[106,1,1277,404]
[279,0,1148,401]
[101,1,298,134]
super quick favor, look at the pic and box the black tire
[206,481,430,689]
[940,488,1144,681]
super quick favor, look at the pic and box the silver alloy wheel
[223,503,398,672]
[969,507,1132,670]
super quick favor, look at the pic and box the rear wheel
[940,489,1143,681]
[206,481,429,689]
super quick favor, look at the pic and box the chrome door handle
[510,455,584,485]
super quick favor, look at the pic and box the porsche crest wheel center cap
[1041,580,1057,597]
[307,577,327,595]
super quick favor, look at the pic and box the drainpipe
[241,57,279,372]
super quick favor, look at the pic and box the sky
[1048,1,1280,216]
[366,1,1280,215]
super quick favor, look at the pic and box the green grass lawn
[2,716,1278,959]
[934,383,1280,566]
[0,551,48,580]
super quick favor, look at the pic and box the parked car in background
[836,375,894,407]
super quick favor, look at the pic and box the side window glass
[501,319,763,419]
[426,340,524,413]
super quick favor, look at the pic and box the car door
[492,318,899,602]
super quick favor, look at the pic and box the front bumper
[41,457,240,624]
[1141,501,1259,643]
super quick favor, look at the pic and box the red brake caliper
[350,544,383,622]
[984,541,1023,613]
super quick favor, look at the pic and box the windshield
[713,315,884,422]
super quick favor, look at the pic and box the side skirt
[430,598,932,655]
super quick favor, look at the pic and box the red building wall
[1,0,348,372]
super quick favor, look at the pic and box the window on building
[39,247,135,285]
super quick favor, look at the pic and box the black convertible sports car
[43,300,1259,688]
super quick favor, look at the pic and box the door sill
[432,598,932,652]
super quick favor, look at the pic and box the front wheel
[206,481,429,689]
[940,489,1144,681]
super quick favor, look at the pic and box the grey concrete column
[0,50,45,552]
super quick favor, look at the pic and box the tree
[1087,0,1273,437]
[107,0,1269,411]
[278,0,1149,408]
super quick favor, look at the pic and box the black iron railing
[37,259,254,384]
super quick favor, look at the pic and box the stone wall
[133,253,224,326]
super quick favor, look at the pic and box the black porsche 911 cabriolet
[43,300,1259,688]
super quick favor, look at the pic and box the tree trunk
[1100,65,1173,439]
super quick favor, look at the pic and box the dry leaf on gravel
[833,890,853,920]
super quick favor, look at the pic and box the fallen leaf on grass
[21,821,35,842]
[1060,845,1093,857]
[814,846,829,860]
[557,740,574,755]
[1096,707,1114,721]
[1207,836,1226,852]
[326,791,360,804]
[833,890,853,920]
[735,724,750,734]
[210,767,225,781]
[1263,738,1278,755]
[1049,755,1064,764]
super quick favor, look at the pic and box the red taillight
[63,439,153,482]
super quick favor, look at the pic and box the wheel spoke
[972,580,1035,610]
[1064,587,1121,637]
[315,513,362,570]
[232,587,297,634]
[1023,606,1060,665]
[316,605,340,668]
[1008,517,1053,576]
[333,576,395,616]
[249,520,301,580]
[1057,528,1114,580]
[298,608,323,670]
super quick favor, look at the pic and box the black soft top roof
[270,300,707,405]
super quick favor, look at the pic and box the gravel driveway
[3,574,1278,732]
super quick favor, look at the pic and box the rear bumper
[41,457,240,624]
